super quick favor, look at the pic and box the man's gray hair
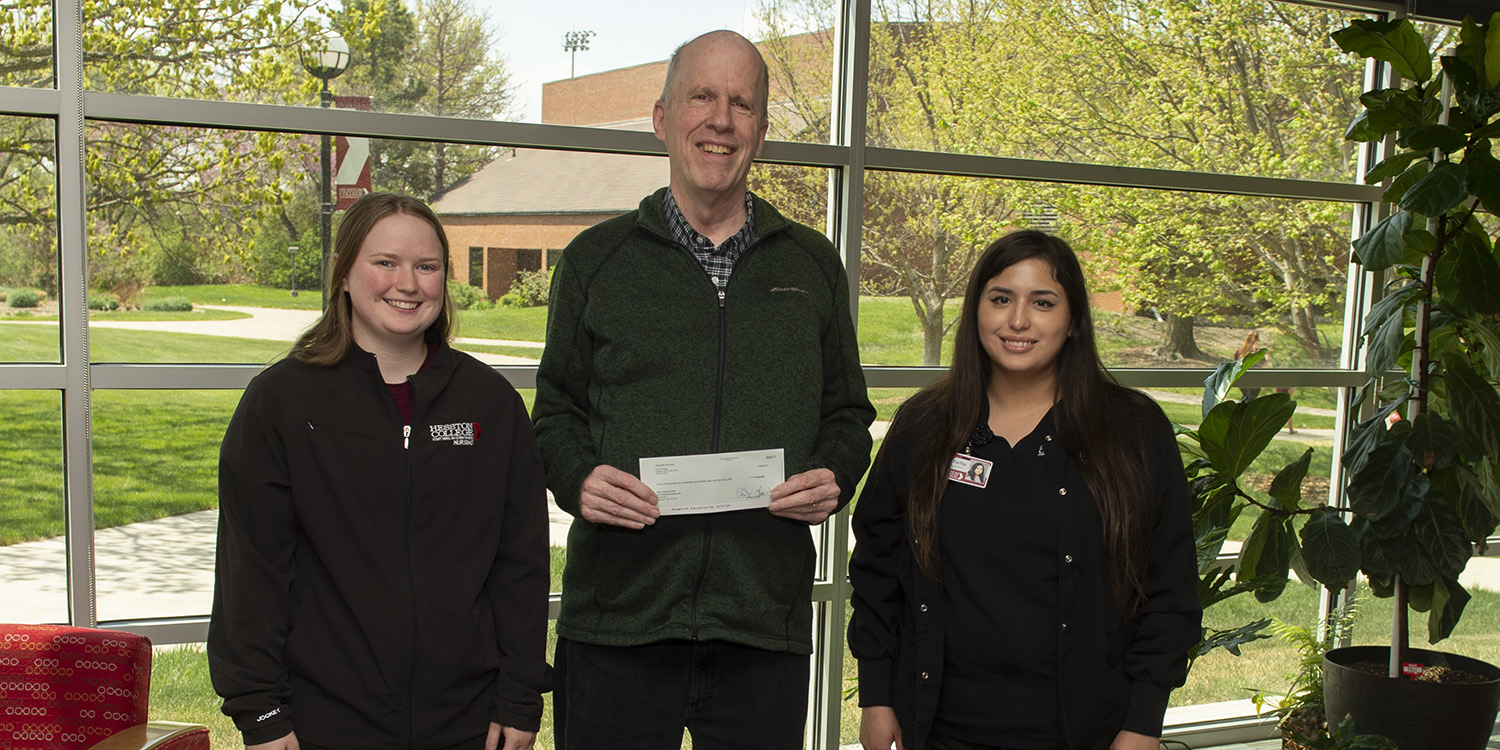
[659,30,770,122]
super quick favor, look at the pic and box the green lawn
[0,390,242,545]
[145,283,324,311]
[12,309,251,322]
[0,323,291,364]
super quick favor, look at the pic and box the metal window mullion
[55,0,94,628]
[811,2,871,749]
[1326,15,1401,639]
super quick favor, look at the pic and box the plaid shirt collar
[663,188,757,289]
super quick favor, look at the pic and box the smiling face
[653,32,769,207]
[977,256,1073,385]
[341,212,445,355]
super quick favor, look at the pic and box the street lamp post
[300,30,351,310]
[288,245,299,298]
[562,30,595,78]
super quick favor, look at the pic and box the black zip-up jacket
[849,392,1201,750]
[209,339,552,749]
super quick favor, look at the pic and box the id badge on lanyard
[948,452,992,488]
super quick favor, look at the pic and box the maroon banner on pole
[333,96,372,210]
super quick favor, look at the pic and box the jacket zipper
[690,288,730,639]
[402,418,417,746]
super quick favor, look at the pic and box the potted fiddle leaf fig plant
[1302,13,1500,750]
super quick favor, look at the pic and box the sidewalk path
[82,304,542,364]
[1,499,578,625]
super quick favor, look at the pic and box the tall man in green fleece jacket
[531,29,875,750]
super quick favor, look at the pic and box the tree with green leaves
[0,0,320,293]
[755,0,1363,364]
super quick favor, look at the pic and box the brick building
[433,33,830,299]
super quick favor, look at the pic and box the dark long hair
[901,230,1158,607]
[291,193,453,366]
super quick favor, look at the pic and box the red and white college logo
[429,422,480,446]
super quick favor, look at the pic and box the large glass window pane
[865,0,1364,181]
[0,0,52,88]
[0,390,66,624]
[78,1,835,138]
[0,116,59,363]
[92,390,238,621]
[857,171,1353,369]
[84,124,830,364]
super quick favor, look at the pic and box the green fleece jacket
[533,188,874,655]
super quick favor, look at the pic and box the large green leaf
[1436,227,1500,314]
[1441,54,1482,98]
[1473,457,1500,524]
[1405,412,1459,468]
[1426,577,1470,644]
[1343,399,1408,477]
[1443,355,1500,461]
[1267,447,1313,511]
[1364,293,1410,378]
[1300,507,1361,590]
[1199,393,1296,479]
[1437,465,1496,544]
[1399,123,1469,154]
[1400,161,1470,216]
[1332,19,1433,83]
[1354,517,1401,593]
[1385,160,1430,204]
[1413,490,1472,580]
[1347,437,1416,522]
[1200,349,1267,418]
[1395,529,1440,586]
[1462,148,1500,215]
[1239,513,1292,603]
[1346,107,1409,142]
[1370,471,1430,540]
[1365,150,1430,184]
[1487,11,1500,86]
[1457,315,1500,380]
[1351,210,1413,271]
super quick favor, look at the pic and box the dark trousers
[554,637,809,750]
[926,733,1018,750]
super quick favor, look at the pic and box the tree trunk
[921,308,944,367]
[1160,313,1209,360]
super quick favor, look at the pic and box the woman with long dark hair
[210,193,551,750]
[849,230,1200,750]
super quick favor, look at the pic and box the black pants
[553,637,809,750]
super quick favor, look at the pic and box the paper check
[639,448,785,516]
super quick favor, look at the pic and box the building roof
[432,143,668,216]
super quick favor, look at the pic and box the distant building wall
[441,213,614,298]
[543,61,669,126]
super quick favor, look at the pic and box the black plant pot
[1324,645,1500,750]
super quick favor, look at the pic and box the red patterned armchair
[0,624,210,750]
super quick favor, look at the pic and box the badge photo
[948,453,992,488]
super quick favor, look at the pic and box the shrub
[8,289,41,308]
[470,298,494,311]
[143,297,193,312]
[88,294,120,311]
[500,268,551,308]
[446,279,485,310]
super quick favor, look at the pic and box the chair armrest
[87,721,210,750]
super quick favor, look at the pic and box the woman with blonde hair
[210,192,551,750]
